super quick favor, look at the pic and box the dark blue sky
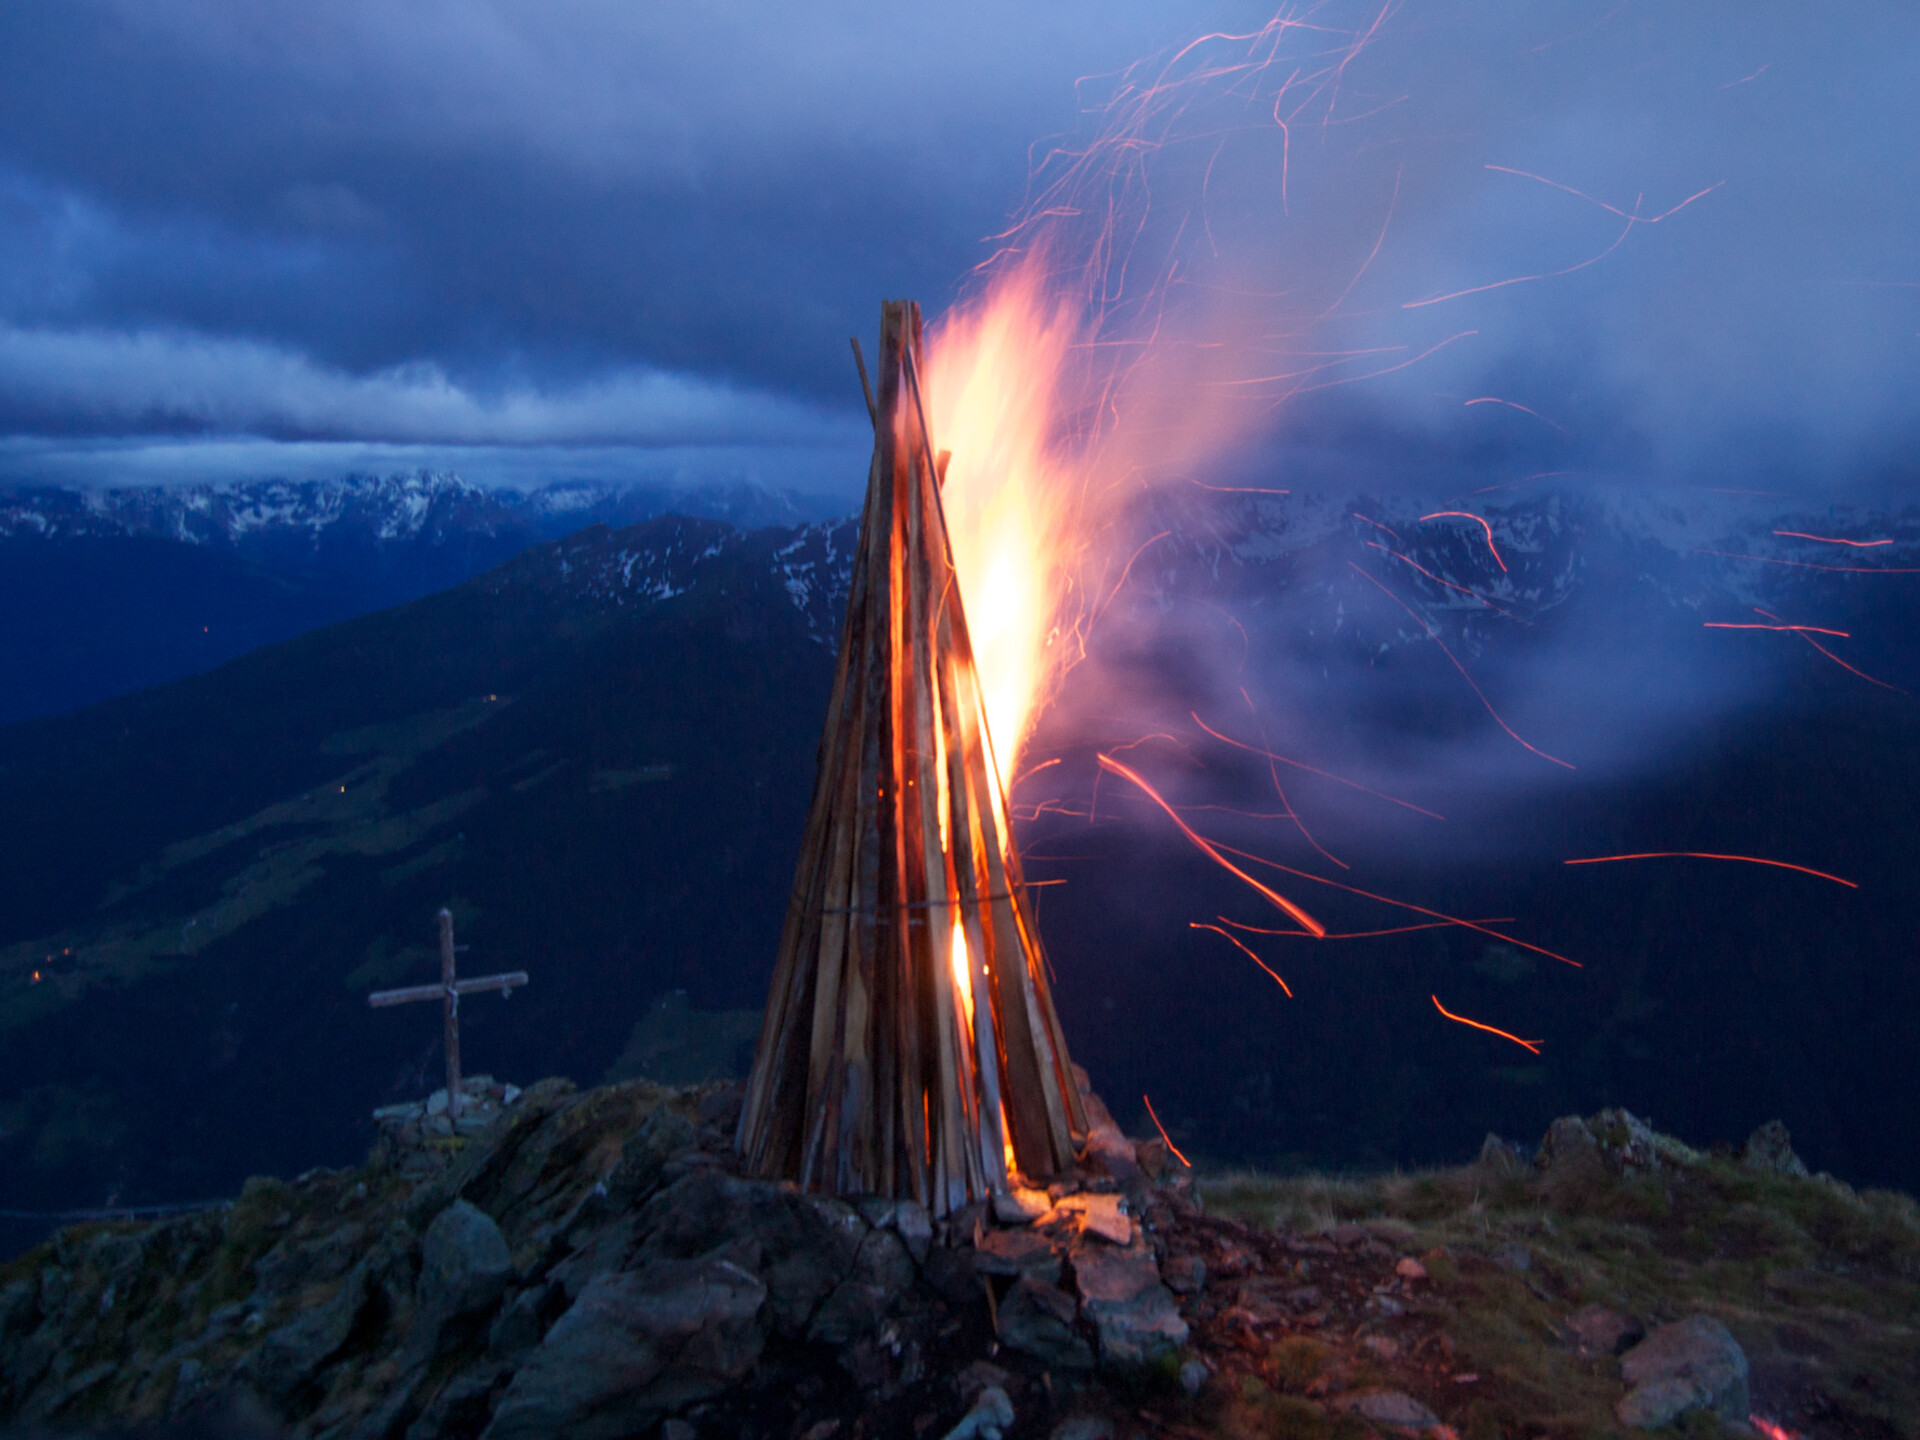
[0,1,1915,498]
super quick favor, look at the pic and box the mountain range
[0,473,851,726]
[2,480,1916,1259]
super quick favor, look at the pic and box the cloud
[0,0,1914,482]
[0,322,864,448]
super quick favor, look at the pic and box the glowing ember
[1419,510,1508,572]
[1099,753,1327,937]
[1772,531,1893,548]
[1190,920,1295,997]
[1431,995,1541,1054]
[1563,853,1858,888]
[1142,1094,1192,1168]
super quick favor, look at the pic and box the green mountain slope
[0,515,851,1233]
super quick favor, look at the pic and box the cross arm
[367,971,530,1007]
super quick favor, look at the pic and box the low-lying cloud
[0,322,863,448]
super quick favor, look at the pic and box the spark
[1787,631,1906,693]
[1364,541,1519,617]
[1190,922,1294,997]
[1418,511,1506,571]
[1690,549,1920,575]
[1771,531,1894,548]
[1224,917,1514,940]
[1563,853,1857,889]
[1404,176,1723,309]
[1190,712,1444,819]
[1211,839,1582,968]
[1704,622,1851,637]
[1351,512,1401,542]
[1347,564,1574,770]
[1185,480,1291,495]
[1464,397,1569,433]
[1142,1094,1193,1168]
[1097,530,1172,616]
[1432,995,1541,1054]
[1098,752,1326,937]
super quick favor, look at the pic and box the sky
[1,1,1916,500]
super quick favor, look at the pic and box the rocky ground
[1,1077,1916,1440]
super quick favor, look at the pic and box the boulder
[1069,1236,1187,1367]
[807,1225,914,1347]
[482,1256,766,1440]
[973,1228,1064,1286]
[1334,1390,1443,1429]
[1743,1120,1809,1177]
[1564,1304,1643,1358]
[416,1200,514,1351]
[248,1261,374,1401]
[997,1278,1093,1370]
[941,1385,1014,1440]
[1616,1314,1749,1429]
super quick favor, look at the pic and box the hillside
[0,513,854,1249]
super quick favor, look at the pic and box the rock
[1395,1257,1428,1281]
[604,1105,699,1205]
[1743,1120,1810,1176]
[992,1187,1051,1224]
[482,1256,766,1440]
[1070,1236,1188,1367]
[1588,1109,1660,1172]
[973,1227,1064,1285]
[248,1261,373,1401]
[405,1364,504,1440]
[1334,1390,1443,1429]
[1477,1133,1529,1173]
[1538,1116,1603,1185]
[808,1225,914,1347]
[893,1200,934,1264]
[1616,1314,1749,1429]
[1564,1303,1643,1358]
[416,1200,514,1352]
[1179,1358,1208,1395]
[1489,1243,1532,1272]
[489,1283,560,1360]
[997,1278,1093,1370]
[941,1385,1014,1440]
[1052,1193,1131,1245]
[0,1280,37,1339]
[1161,1254,1205,1295]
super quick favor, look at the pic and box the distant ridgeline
[0,473,852,725]
[1,486,1918,1250]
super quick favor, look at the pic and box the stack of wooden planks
[737,300,1088,1215]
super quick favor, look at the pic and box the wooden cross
[368,908,528,1125]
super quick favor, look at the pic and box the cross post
[368,908,528,1127]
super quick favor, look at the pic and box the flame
[928,268,1084,781]
[950,916,974,1030]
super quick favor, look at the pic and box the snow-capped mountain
[0,474,854,726]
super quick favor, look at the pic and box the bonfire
[736,300,1089,1215]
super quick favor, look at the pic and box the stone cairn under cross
[368,908,528,1130]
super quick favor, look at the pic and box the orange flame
[927,269,1085,777]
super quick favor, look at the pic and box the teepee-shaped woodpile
[737,300,1088,1215]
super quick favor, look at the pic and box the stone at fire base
[1615,1314,1751,1429]
[1069,1232,1189,1367]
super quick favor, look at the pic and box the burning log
[737,300,1088,1214]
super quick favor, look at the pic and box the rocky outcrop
[0,1075,1211,1439]
[1616,1314,1751,1429]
